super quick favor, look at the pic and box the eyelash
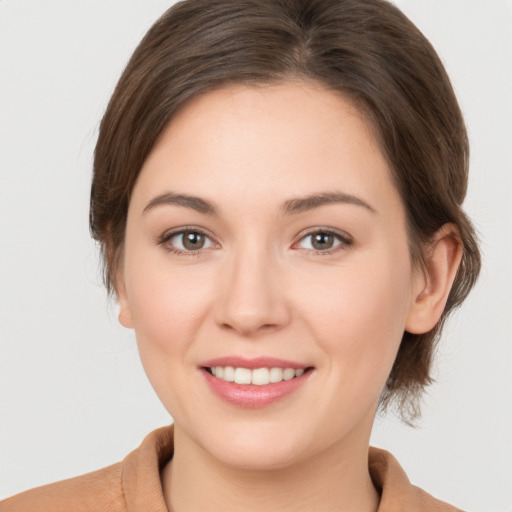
[156,227,353,257]
[157,226,215,257]
[294,228,353,256]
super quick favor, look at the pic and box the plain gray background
[1,1,511,510]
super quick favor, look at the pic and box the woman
[0,0,485,510]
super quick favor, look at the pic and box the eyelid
[156,226,219,255]
[292,227,353,254]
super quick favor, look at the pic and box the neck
[162,424,379,512]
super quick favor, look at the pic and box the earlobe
[116,272,134,329]
[405,224,463,334]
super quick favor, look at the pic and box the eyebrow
[143,191,376,216]
[281,192,376,215]
[143,193,218,215]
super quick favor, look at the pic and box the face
[118,82,423,470]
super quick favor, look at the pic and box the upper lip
[200,356,310,370]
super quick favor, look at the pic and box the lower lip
[202,369,312,408]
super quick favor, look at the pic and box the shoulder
[0,462,126,512]
[369,447,464,512]
[0,425,174,512]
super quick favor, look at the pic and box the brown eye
[296,230,352,253]
[311,232,335,250]
[166,230,214,252]
[182,231,206,250]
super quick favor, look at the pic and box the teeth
[269,367,283,383]
[251,368,269,385]
[209,366,306,385]
[234,367,252,385]
[283,368,295,380]
[223,366,235,382]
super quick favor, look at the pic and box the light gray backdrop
[1,1,511,510]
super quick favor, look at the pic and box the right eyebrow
[143,192,218,216]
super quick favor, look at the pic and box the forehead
[133,82,402,219]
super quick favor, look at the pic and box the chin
[209,434,306,471]
[181,413,313,470]
[210,412,361,474]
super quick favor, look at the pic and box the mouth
[200,358,314,408]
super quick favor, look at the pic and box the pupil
[312,233,333,250]
[183,232,204,250]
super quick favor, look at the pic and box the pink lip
[200,358,313,409]
[201,356,308,370]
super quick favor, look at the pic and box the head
[90,0,480,428]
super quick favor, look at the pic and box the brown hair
[90,0,481,422]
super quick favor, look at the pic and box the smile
[206,366,305,385]
[200,358,314,408]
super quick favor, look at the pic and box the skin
[116,82,462,511]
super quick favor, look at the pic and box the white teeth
[269,367,283,383]
[223,366,235,382]
[283,368,295,381]
[234,367,252,385]
[251,368,270,386]
[210,366,307,385]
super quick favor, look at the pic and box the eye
[159,228,216,254]
[295,229,352,253]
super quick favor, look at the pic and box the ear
[115,269,134,329]
[405,224,463,334]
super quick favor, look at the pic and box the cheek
[124,248,215,358]
[123,251,218,415]
[298,249,413,390]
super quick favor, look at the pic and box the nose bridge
[214,234,289,336]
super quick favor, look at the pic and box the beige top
[0,425,462,511]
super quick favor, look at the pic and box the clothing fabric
[0,425,462,511]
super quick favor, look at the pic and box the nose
[213,243,291,337]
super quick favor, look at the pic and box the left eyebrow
[281,192,376,215]
[143,192,218,215]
